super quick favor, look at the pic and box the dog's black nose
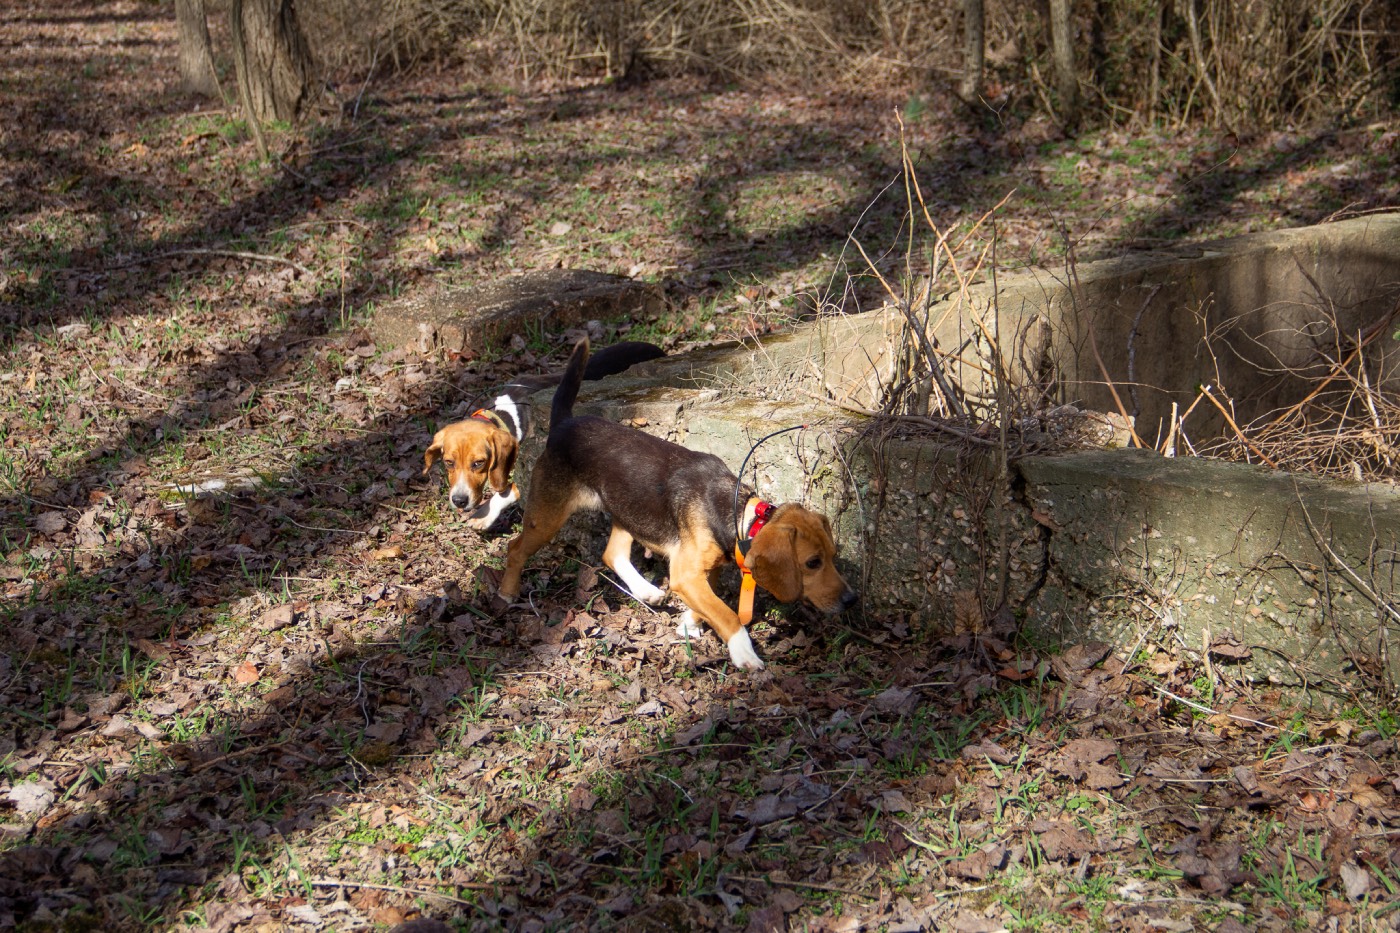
[840,588,858,609]
[450,493,472,510]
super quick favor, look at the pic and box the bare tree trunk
[1048,0,1080,129]
[958,0,986,103]
[1183,0,1221,124]
[176,0,219,97]
[1148,0,1163,120]
[230,0,314,126]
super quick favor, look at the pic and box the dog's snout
[840,588,858,610]
[450,492,473,510]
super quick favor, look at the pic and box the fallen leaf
[133,638,171,661]
[233,661,260,684]
[34,512,67,535]
[7,780,56,816]
[258,603,298,631]
[1340,861,1370,900]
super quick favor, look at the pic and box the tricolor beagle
[424,340,663,531]
[495,338,856,671]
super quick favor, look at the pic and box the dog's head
[745,504,857,614]
[423,418,518,514]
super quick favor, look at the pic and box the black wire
[731,423,807,548]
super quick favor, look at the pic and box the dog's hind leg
[602,526,667,606]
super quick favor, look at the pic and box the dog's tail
[551,337,590,427]
[500,340,664,402]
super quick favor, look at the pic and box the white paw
[632,582,667,606]
[726,628,764,671]
[675,611,705,639]
[464,513,494,531]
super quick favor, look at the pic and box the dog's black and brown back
[497,338,855,671]
[544,339,736,556]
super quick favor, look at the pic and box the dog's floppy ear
[423,432,445,474]
[746,524,801,604]
[487,428,518,492]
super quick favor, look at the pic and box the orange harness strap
[471,408,508,431]
[733,498,775,626]
[735,544,759,626]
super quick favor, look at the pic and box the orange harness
[471,408,508,431]
[733,498,775,626]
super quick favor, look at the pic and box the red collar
[736,499,775,561]
[746,500,775,539]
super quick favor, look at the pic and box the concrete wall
[510,215,1400,697]
[623,214,1400,448]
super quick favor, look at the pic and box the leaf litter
[2,3,1399,932]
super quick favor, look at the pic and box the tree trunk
[958,0,986,103]
[230,0,314,125]
[175,0,219,97]
[1047,0,1080,129]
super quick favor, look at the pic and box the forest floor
[2,2,1400,932]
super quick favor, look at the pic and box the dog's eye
[442,460,455,469]
[471,459,487,471]
[805,556,823,570]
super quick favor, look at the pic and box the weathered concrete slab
[369,268,664,353]
[1020,450,1399,694]
[601,213,1400,447]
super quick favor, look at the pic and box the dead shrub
[290,0,1398,128]
[1192,296,1400,483]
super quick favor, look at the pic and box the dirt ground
[2,3,1399,932]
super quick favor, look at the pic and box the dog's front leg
[670,554,763,671]
[465,483,519,531]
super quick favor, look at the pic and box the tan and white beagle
[424,340,663,531]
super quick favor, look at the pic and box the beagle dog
[495,338,857,671]
[424,340,663,531]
